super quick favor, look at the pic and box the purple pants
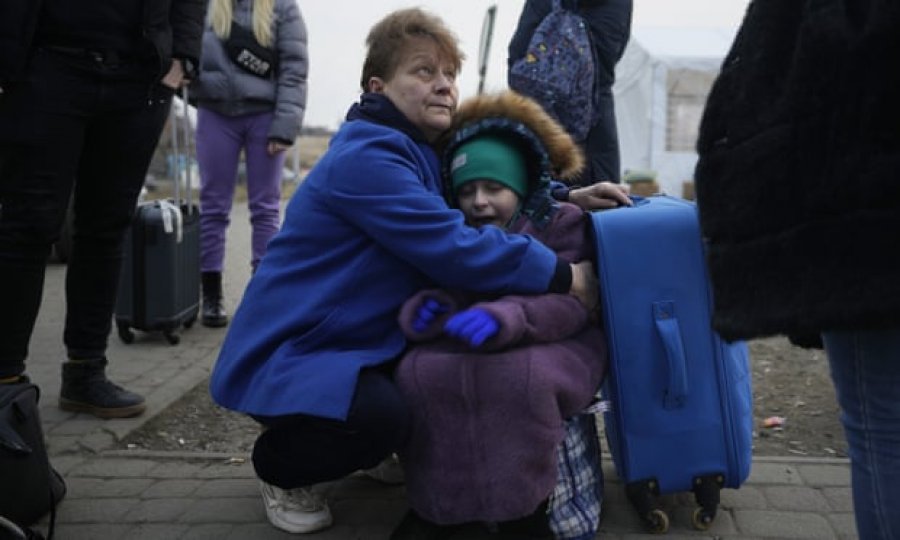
[195,108,286,272]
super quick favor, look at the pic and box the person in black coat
[0,0,206,418]
[695,2,900,538]
[509,0,632,185]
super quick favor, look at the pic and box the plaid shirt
[548,413,604,540]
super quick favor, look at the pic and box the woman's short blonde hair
[360,8,465,91]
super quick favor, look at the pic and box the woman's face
[368,38,459,142]
[455,180,522,229]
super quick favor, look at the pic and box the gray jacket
[191,0,307,142]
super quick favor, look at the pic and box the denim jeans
[824,327,900,540]
[0,48,171,377]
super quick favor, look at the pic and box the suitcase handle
[652,301,689,409]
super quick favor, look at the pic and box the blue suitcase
[590,195,753,533]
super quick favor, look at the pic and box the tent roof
[629,26,736,66]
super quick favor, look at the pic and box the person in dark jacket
[191,0,308,328]
[0,0,206,418]
[509,0,632,185]
[391,90,608,540]
[209,8,606,535]
[694,2,900,538]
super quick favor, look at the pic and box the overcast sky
[294,0,751,130]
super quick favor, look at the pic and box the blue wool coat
[209,95,562,420]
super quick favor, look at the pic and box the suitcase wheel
[163,330,180,345]
[183,315,196,329]
[626,479,669,534]
[691,473,723,530]
[645,508,670,534]
[117,323,135,344]
[691,507,714,530]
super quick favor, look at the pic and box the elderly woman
[209,8,615,535]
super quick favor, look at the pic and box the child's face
[456,180,521,229]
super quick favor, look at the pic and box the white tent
[613,26,737,197]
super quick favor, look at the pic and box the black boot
[59,357,146,418]
[201,271,228,328]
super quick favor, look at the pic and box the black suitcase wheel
[184,315,197,329]
[691,473,724,530]
[163,330,180,345]
[626,479,668,534]
[117,323,135,344]
[691,507,714,530]
[646,508,670,534]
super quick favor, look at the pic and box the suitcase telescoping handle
[652,301,689,409]
[169,87,194,213]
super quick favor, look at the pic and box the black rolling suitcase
[115,89,200,345]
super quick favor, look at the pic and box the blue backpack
[509,0,597,141]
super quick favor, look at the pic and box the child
[392,91,608,540]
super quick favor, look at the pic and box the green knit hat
[450,135,528,198]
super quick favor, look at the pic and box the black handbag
[0,380,66,539]
[222,21,277,78]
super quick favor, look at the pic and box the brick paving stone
[733,510,837,539]
[125,523,191,540]
[796,464,852,487]
[178,524,238,539]
[827,512,859,539]
[720,485,767,510]
[142,479,204,498]
[746,462,803,485]
[122,498,192,522]
[822,486,854,512]
[52,524,133,540]
[70,457,158,477]
[180,497,265,523]
[192,478,258,498]
[147,460,210,479]
[66,477,155,498]
[762,485,831,512]
[55,498,140,523]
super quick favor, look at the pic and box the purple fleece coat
[395,203,608,525]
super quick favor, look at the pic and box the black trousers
[0,48,172,377]
[252,367,411,488]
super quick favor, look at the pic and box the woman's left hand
[568,181,632,211]
[267,140,291,155]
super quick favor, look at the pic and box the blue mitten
[444,307,499,347]
[413,297,450,332]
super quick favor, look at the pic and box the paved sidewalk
[26,204,858,539]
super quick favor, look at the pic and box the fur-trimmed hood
[440,91,585,194]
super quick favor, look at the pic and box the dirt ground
[120,336,847,458]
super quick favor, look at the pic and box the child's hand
[413,297,450,332]
[444,308,499,347]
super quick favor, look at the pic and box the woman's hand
[568,181,632,211]
[161,59,187,90]
[267,140,291,155]
[569,260,599,312]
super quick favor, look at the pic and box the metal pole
[478,5,498,95]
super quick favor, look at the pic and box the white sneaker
[259,481,333,534]
[362,454,405,485]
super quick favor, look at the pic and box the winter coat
[397,91,608,524]
[694,0,900,341]
[209,93,566,420]
[190,0,307,142]
[0,0,206,85]
[508,0,632,183]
